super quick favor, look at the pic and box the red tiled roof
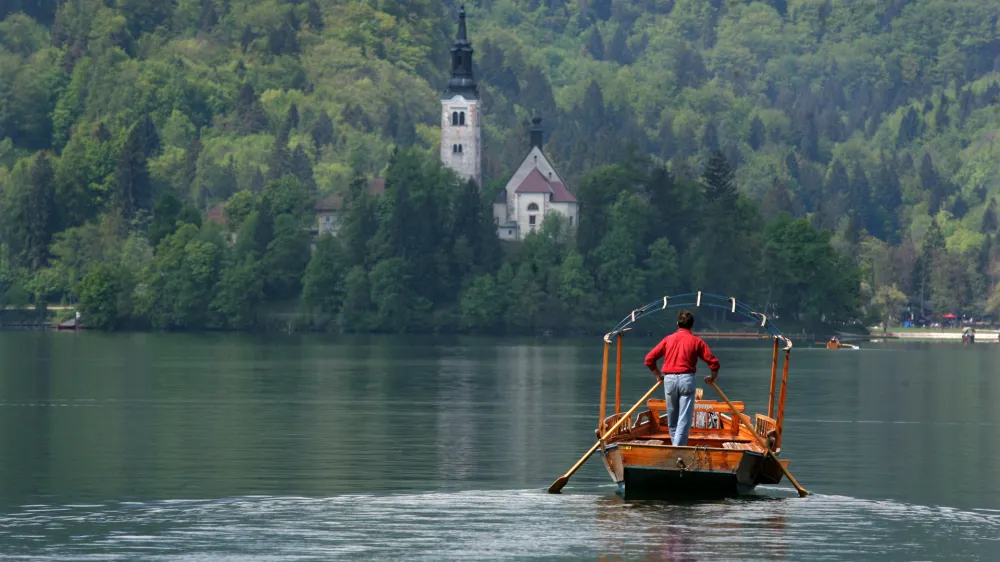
[513,168,578,203]
[315,178,384,212]
[514,168,554,194]
[550,181,577,203]
[206,203,227,224]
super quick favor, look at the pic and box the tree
[115,120,155,220]
[586,27,604,60]
[306,0,324,31]
[311,110,335,148]
[76,262,127,330]
[873,284,907,333]
[339,265,370,332]
[212,252,264,330]
[22,152,56,270]
[644,238,679,297]
[262,213,310,300]
[235,83,268,135]
[303,234,347,322]
[748,116,765,151]
[267,126,293,181]
[702,122,719,153]
[701,151,736,206]
[983,198,998,235]
[607,24,631,65]
[460,273,502,332]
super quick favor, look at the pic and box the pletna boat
[595,293,797,500]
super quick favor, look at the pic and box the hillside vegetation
[0,0,998,332]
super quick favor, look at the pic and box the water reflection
[1,333,1000,558]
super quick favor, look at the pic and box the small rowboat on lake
[594,293,799,500]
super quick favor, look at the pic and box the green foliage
[302,233,346,323]
[4,0,998,332]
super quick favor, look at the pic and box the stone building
[314,178,385,236]
[492,117,578,240]
[439,5,481,187]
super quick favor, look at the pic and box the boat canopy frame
[604,291,792,350]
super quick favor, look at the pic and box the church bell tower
[440,5,481,187]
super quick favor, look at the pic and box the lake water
[0,331,998,560]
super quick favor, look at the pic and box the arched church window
[453,144,458,153]
[458,144,463,153]
[459,112,466,125]
[452,112,459,126]
[527,203,539,211]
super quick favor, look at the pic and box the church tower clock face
[440,5,481,187]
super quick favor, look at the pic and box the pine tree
[115,122,153,220]
[182,136,202,193]
[267,125,293,181]
[585,27,604,60]
[785,151,799,180]
[748,116,765,151]
[283,104,299,132]
[847,161,871,224]
[982,198,998,235]
[607,24,631,65]
[235,83,268,135]
[306,0,323,31]
[240,25,255,53]
[920,153,945,213]
[701,151,737,206]
[310,110,335,147]
[199,0,218,31]
[896,107,921,148]
[23,153,56,270]
[799,114,820,161]
[290,145,316,194]
[702,122,719,153]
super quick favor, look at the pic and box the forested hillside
[0,0,998,333]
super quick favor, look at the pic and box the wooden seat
[647,399,744,414]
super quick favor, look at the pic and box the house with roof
[315,178,385,236]
[493,117,578,240]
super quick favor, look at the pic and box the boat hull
[601,442,787,500]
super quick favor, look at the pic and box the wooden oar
[708,380,809,498]
[547,379,664,494]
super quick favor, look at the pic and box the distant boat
[592,292,800,500]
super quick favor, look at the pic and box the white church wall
[504,147,561,221]
[516,193,548,237]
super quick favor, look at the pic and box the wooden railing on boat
[755,414,777,440]
[596,324,793,453]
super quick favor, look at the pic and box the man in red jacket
[644,310,721,446]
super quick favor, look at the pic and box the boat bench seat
[647,399,744,414]
[639,433,754,445]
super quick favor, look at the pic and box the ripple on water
[0,490,998,560]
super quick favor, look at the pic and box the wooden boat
[595,292,796,500]
[825,340,858,350]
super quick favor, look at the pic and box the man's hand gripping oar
[547,379,664,494]
[707,379,809,497]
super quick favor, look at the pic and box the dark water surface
[0,332,998,560]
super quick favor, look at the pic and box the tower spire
[445,4,477,99]
[457,4,468,41]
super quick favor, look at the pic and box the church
[439,6,578,240]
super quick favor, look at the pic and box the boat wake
[0,489,997,560]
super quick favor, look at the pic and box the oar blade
[547,476,569,494]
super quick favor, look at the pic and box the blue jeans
[664,373,696,446]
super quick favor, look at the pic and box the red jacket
[644,328,721,374]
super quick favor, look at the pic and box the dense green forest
[0,0,998,333]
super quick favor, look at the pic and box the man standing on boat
[644,310,721,447]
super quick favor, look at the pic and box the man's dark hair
[677,310,695,329]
